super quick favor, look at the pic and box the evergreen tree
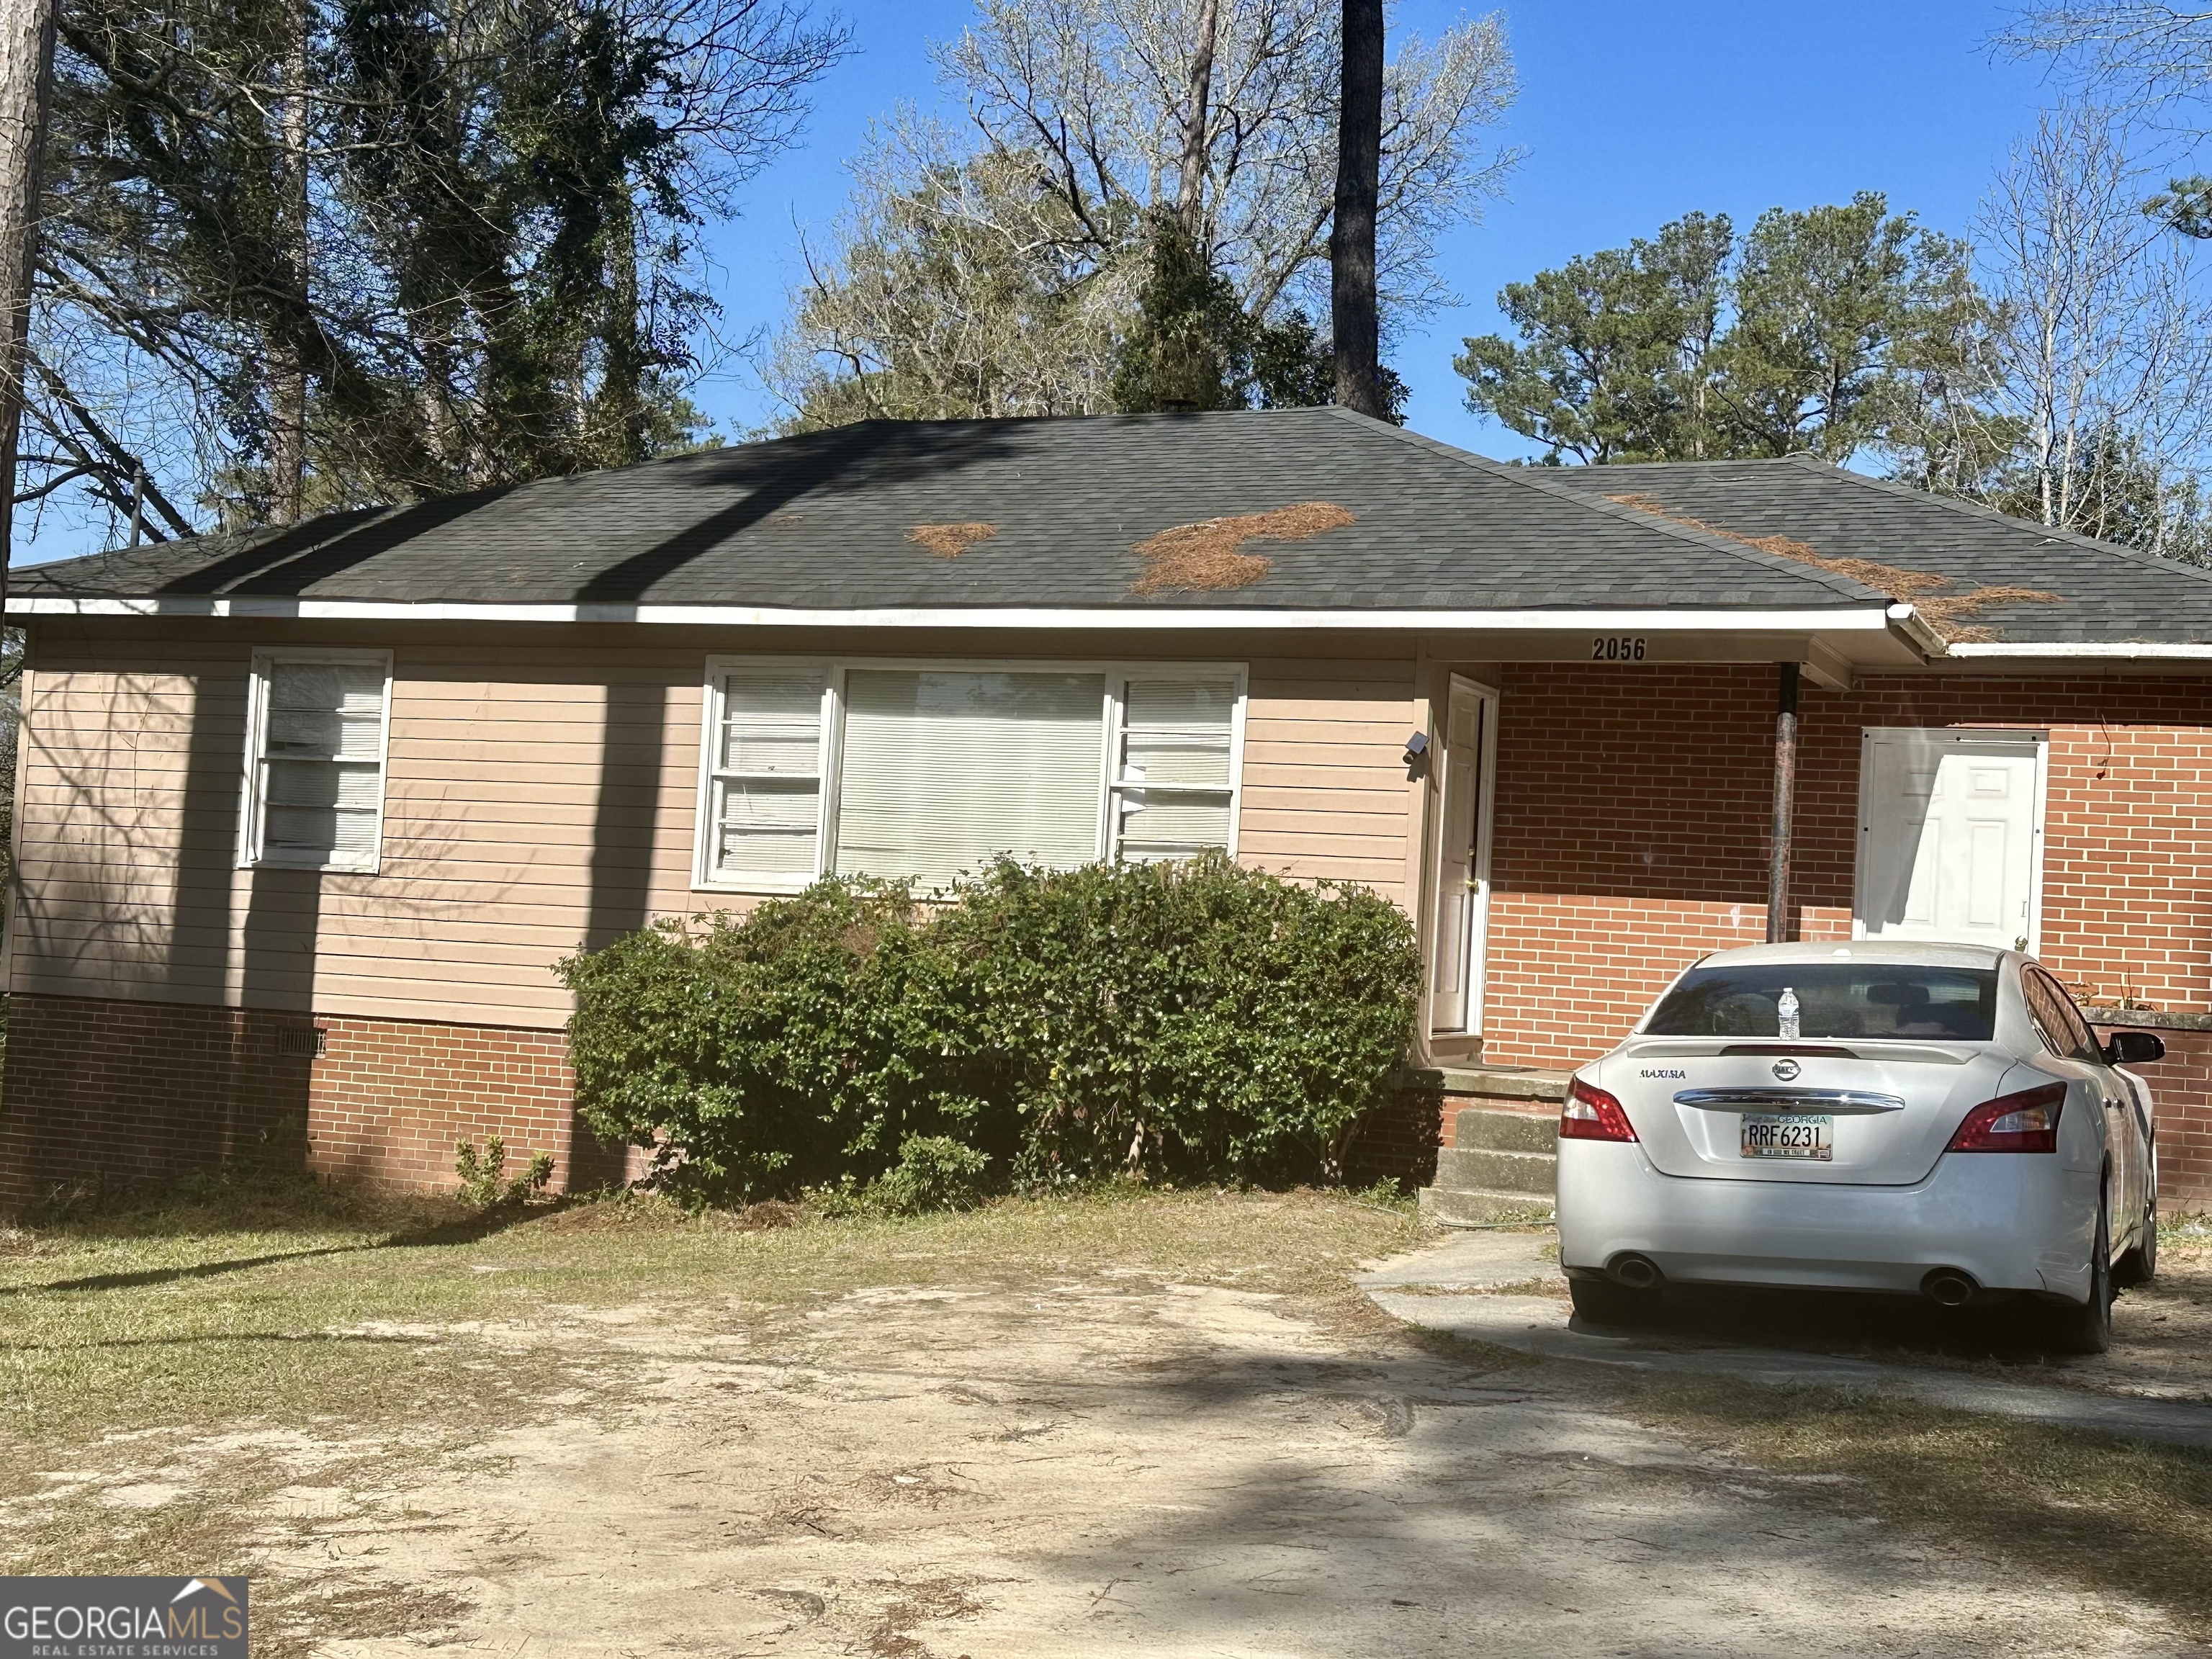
[20,0,845,541]
[1456,195,1984,465]
[1112,209,1246,411]
[1112,208,1406,418]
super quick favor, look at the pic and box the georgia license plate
[1740,1113,1833,1160]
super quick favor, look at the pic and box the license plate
[1740,1113,1833,1160]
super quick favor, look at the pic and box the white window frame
[690,657,839,892]
[238,647,395,874]
[1106,668,1249,866]
[692,656,1248,894]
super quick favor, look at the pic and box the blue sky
[698,0,2059,455]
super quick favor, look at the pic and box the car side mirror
[2103,1030,2165,1066]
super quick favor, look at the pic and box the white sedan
[1555,941,2161,1352]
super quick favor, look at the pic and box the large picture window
[694,659,1245,892]
[240,650,393,873]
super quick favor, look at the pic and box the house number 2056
[1591,636,1647,661]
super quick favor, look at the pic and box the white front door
[1429,676,1498,1035]
[1856,729,2046,952]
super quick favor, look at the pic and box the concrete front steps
[1411,1066,1569,1226]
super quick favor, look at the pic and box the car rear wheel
[2114,1191,2158,1289]
[2037,1196,2114,1355]
[1569,1277,1663,1328]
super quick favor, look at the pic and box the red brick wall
[0,993,615,1208]
[307,1012,605,1192]
[0,994,316,1206]
[1477,665,2212,1210]
[1345,1090,1442,1190]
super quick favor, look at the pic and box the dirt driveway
[3,1190,2207,1658]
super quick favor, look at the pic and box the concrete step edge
[1452,1108,1560,1154]
[1418,1187,1558,1226]
[1435,1149,1558,1196]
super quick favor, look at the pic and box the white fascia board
[1946,640,2212,660]
[4,594,1906,633]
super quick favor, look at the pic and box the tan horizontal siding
[14,632,1418,1023]
[1238,659,1413,903]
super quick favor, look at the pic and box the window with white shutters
[692,658,1244,893]
[701,667,830,886]
[1109,676,1241,863]
[244,653,392,871]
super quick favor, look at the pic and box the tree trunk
[1330,0,1383,418]
[1175,0,1218,234]
[267,0,311,523]
[0,0,59,585]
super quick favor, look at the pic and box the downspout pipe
[1766,661,1799,945]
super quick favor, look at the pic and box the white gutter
[1886,602,1949,658]
[1946,640,2212,660]
[4,594,1910,633]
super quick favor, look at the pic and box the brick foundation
[0,993,618,1208]
[1344,1090,1442,1190]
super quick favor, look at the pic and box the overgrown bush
[557,855,1421,1205]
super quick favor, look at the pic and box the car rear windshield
[1644,963,2000,1040]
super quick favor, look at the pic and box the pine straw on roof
[1129,503,1357,596]
[907,522,998,559]
[1606,493,2061,643]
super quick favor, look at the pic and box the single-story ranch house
[6,407,2212,1211]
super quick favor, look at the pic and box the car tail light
[1945,1082,2066,1154]
[1561,1077,1638,1142]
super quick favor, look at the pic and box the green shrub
[833,1135,996,1216]
[557,880,1008,1200]
[455,1136,554,1207]
[557,854,1421,1205]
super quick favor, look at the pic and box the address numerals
[1591,635,1649,662]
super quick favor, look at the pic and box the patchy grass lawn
[0,1182,2208,1655]
[1624,1375,2212,1637]
[0,1182,1423,1451]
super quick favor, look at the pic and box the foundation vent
[276,1028,328,1058]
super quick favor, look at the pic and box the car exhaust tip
[1610,1253,1663,1290]
[1923,1269,1979,1308]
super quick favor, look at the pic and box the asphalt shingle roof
[19,413,2202,644]
[1545,454,2212,645]
[12,410,1890,615]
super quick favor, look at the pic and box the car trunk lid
[1595,1038,2018,1185]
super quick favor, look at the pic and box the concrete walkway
[1355,1226,1565,1292]
[1359,1231,2212,1453]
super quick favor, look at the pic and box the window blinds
[835,670,1107,887]
[1112,678,1237,861]
[709,669,828,881]
[260,661,387,868]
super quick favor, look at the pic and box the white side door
[1429,676,1497,1035]
[1856,729,2046,952]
